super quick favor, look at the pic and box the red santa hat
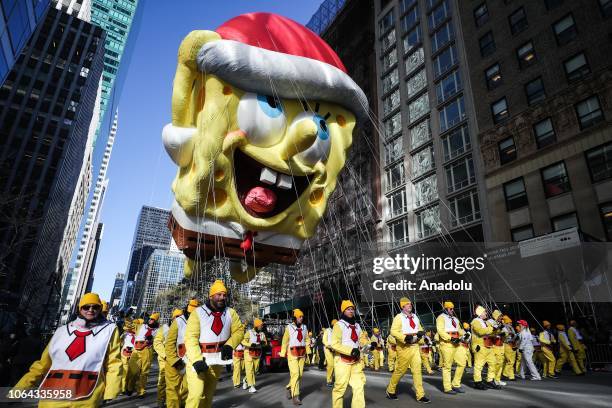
[196,13,368,122]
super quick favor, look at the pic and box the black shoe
[452,387,465,393]
[486,381,501,389]
[386,390,398,400]
[549,375,559,379]
[417,396,431,404]
[474,381,487,390]
[444,390,457,395]
[286,388,292,400]
[326,382,333,388]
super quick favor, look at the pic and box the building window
[442,125,471,161]
[388,217,409,247]
[485,63,502,89]
[533,118,556,148]
[414,174,438,207]
[504,178,528,211]
[387,189,407,218]
[406,69,427,98]
[517,41,536,69]
[542,161,571,198]
[429,0,451,30]
[382,69,399,94]
[585,142,612,182]
[509,7,528,35]
[379,10,394,33]
[600,0,612,17]
[402,5,420,32]
[491,97,509,124]
[439,96,466,132]
[381,29,396,52]
[431,21,454,54]
[383,89,401,116]
[410,118,431,149]
[436,70,462,104]
[474,2,489,27]
[545,0,564,10]
[432,44,457,79]
[575,96,604,129]
[401,0,418,13]
[553,14,577,45]
[525,77,546,105]
[416,205,440,239]
[450,190,481,227]
[479,31,495,57]
[498,137,517,164]
[385,162,405,191]
[412,145,435,178]
[384,136,403,165]
[511,225,534,242]
[564,52,590,82]
[404,25,422,54]
[405,47,425,75]
[382,48,398,71]
[408,93,430,123]
[384,112,402,139]
[446,155,475,193]
[600,203,612,240]
[552,212,578,231]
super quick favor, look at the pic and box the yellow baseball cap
[502,315,512,324]
[443,301,454,309]
[475,305,486,316]
[209,280,227,297]
[187,298,200,313]
[150,312,160,321]
[399,297,411,308]
[373,328,380,334]
[293,309,304,318]
[254,318,263,328]
[492,310,502,320]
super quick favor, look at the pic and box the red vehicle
[264,337,288,371]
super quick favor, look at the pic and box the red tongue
[244,186,277,214]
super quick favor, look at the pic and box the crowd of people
[6,281,593,407]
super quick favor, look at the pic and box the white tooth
[260,167,277,185]
[277,173,293,190]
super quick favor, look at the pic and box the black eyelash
[301,99,309,111]
[324,112,331,120]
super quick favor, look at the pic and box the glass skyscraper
[137,249,184,321]
[0,0,50,84]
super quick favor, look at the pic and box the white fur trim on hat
[196,39,368,123]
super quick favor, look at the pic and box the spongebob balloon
[162,13,367,283]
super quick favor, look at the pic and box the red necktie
[408,315,416,329]
[65,330,92,361]
[211,312,223,336]
[145,327,153,338]
[256,333,261,343]
[451,318,457,328]
[296,328,303,342]
[349,325,358,342]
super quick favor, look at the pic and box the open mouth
[233,149,311,218]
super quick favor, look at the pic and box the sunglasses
[81,304,101,311]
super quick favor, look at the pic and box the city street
[106,363,612,408]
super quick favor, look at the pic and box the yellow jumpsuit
[471,318,496,383]
[331,320,368,408]
[386,313,426,400]
[153,324,169,405]
[386,335,396,372]
[538,330,557,378]
[454,335,470,384]
[280,324,311,399]
[128,323,157,396]
[556,330,583,375]
[165,317,189,408]
[322,327,335,383]
[184,307,243,408]
[370,334,384,371]
[13,326,122,407]
[501,325,517,380]
[120,330,135,393]
[420,339,434,374]
[243,329,267,387]
[568,327,586,372]
[232,344,245,387]
[436,313,465,391]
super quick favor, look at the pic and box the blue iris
[257,94,283,118]
[313,114,329,140]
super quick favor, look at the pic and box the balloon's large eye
[296,112,331,166]
[238,93,286,147]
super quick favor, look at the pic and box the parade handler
[322,319,338,386]
[13,293,122,407]
[436,301,466,394]
[184,280,244,408]
[331,300,369,408]
[280,309,311,405]
[242,318,267,392]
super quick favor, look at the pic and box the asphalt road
[107,363,612,408]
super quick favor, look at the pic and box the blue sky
[91,0,324,300]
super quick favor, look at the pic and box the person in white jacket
[516,320,541,381]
